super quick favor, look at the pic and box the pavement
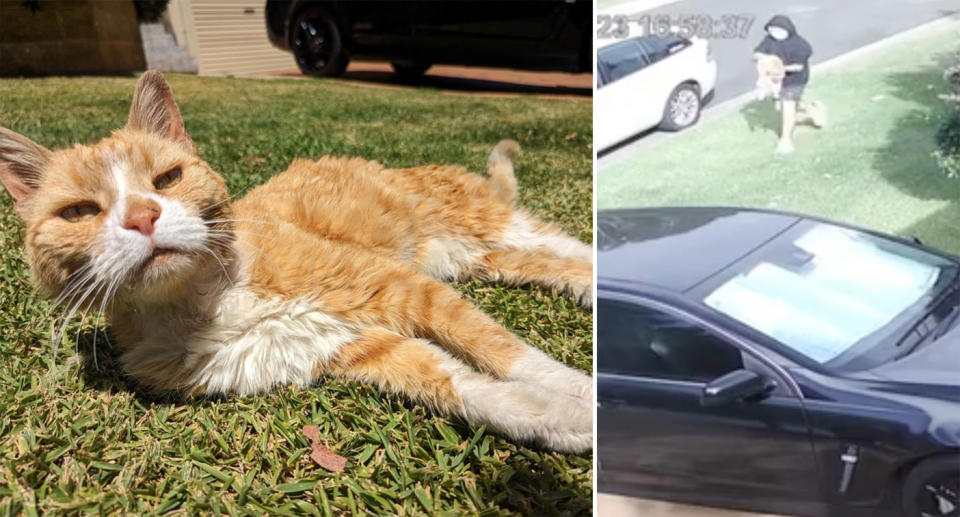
[598,0,960,159]
[258,61,591,100]
[599,493,786,517]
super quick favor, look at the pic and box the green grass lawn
[0,75,592,516]
[600,20,960,253]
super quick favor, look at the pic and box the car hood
[869,327,960,388]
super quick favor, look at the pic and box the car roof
[597,34,688,51]
[597,207,801,293]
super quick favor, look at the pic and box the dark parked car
[598,207,960,517]
[265,0,591,77]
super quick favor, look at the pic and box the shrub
[935,57,960,178]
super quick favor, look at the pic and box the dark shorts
[781,83,805,101]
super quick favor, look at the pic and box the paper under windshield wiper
[894,268,960,348]
[932,304,960,341]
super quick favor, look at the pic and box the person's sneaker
[776,139,795,154]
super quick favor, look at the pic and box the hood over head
[765,15,797,36]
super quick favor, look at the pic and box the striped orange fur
[0,71,593,452]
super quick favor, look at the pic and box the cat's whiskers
[204,221,295,266]
[49,252,131,368]
[198,195,237,216]
[196,243,231,281]
[51,263,97,309]
[202,217,286,235]
[52,273,107,364]
[89,272,125,370]
[209,231,287,273]
[90,280,114,370]
[47,264,100,357]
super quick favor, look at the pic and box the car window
[597,40,649,85]
[598,298,744,382]
[637,35,690,65]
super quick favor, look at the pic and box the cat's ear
[125,70,196,153]
[0,127,51,219]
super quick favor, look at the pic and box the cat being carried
[0,71,593,452]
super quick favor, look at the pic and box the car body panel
[871,326,960,387]
[599,373,825,516]
[596,36,717,149]
[790,368,957,509]
[597,207,960,517]
[598,207,798,292]
[265,0,590,72]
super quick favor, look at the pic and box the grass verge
[599,20,960,253]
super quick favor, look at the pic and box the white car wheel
[660,84,702,131]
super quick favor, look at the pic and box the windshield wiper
[933,304,960,341]
[894,267,960,349]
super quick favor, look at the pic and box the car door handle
[598,398,625,409]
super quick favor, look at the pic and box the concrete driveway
[599,493,787,517]
[258,61,591,100]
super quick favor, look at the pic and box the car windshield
[703,223,956,367]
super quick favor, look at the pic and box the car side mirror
[700,369,776,407]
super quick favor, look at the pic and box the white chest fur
[119,285,356,395]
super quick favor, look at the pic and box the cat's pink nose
[123,198,161,236]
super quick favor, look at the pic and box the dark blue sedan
[598,207,960,517]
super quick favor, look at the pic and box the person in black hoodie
[753,15,823,153]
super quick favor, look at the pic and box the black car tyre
[391,61,432,81]
[291,7,348,77]
[659,83,701,131]
[902,455,960,517]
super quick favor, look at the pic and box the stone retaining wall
[0,0,145,76]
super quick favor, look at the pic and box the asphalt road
[601,0,960,105]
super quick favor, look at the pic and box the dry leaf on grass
[302,425,347,473]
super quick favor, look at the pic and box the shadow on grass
[900,203,960,253]
[338,70,593,97]
[74,327,229,406]
[873,52,957,201]
[74,327,592,514]
[740,97,827,137]
[873,48,960,250]
[740,98,781,135]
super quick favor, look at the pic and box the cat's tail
[487,139,520,204]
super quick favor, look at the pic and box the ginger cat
[0,71,593,453]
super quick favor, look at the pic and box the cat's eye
[153,167,182,190]
[59,202,101,222]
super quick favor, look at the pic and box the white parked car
[596,34,717,150]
